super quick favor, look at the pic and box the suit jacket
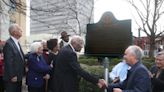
[48,52,57,75]
[107,62,151,92]
[150,65,164,92]
[26,53,51,87]
[3,38,25,82]
[47,52,58,91]
[47,52,57,65]
[0,57,3,76]
[53,45,98,92]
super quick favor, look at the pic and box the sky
[94,0,132,22]
[94,0,145,37]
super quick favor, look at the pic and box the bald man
[3,24,25,92]
[52,35,106,92]
[107,45,151,92]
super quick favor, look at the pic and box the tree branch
[156,30,164,38]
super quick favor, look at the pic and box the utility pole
[138,28,141,47]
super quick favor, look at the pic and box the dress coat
[53,45,99,92]
[3,38,25,82]
[47,52,58,91]
[150,65,164,92]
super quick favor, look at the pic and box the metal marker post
[103,57,109,92]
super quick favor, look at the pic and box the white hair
[41,40,47,44]
[156,51,164,59]
[157,51,164,55]
[70,35,84,46]
[8,24,19,35]
[128,45,144,61]
[30,42,42,53]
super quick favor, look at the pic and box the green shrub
[79,64,104,92]
[78,56,154,92]
[142,57,155,69]
[79,58,100,65]
[79,56,122,71]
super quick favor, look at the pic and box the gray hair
[30,42,42,53]
[8,24,19,35]
[41,40,47,44]
[128,45,143,61]
[156,51,164,59]
[70,35,84,46]
[157,51,164,55]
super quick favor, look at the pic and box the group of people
[1,23,164,92]
[108,46,164,92]
[1,24,106,92]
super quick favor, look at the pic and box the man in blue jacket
[107,45,151,92]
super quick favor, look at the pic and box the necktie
[18,42,24,60]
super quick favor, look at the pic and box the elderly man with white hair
[26,42,51,92]
[52,35,106,92]
[107,45,151,92]
[3,24,25,92]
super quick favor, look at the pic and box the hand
[43,74,50,80]
[97,79,107,89]
[112,77,120,83]
[11,76,17,82]
[113,88,122,92]
[148,71,155,78]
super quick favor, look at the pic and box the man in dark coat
[59,31,70,48]
[107,45,151,92]
[53,35,106,92]
[3,24,25,92]
[150,51,164,92]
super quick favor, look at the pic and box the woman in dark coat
[47,39,59,92]
[47,39,59,66]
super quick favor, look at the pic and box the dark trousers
[0,76,4,92]
[28,86,44,92]
[4,81,22,92]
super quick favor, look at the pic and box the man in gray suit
[3,24,25,92]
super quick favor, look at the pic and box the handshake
[97,79,108,89]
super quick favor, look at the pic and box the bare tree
[1,0,26,15]
[65,0,95,36]
[127,0,164,57]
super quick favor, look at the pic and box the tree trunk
[149,36,156,58]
